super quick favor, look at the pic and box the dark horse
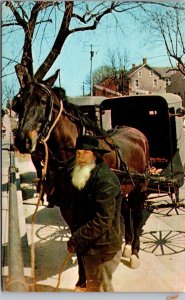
[13,71,149,287]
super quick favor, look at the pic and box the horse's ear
[15,64,32,88]
[43,69,60,88]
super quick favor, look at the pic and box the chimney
[143,58,147,64]
[132,64,136,68]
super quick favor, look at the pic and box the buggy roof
[68,96,108,106]
[156,93,182,106]
[68,93,182,108]
[100,93,183,108]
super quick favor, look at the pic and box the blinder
[35,83,54,142]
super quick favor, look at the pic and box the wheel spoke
[140,230,185,255]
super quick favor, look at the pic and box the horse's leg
[75,254,86,290]
[121,196,133,258]
[59,206,86,289]
[128,189,146,269]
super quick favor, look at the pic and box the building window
[165,78,171,86]
[153,79,158,87]
[135,80,139,88]
[138,70,142,77]
[150,70,153,77]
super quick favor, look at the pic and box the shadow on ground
[25,206,66,226]
[20,172,37,200]
[34,238,77,282]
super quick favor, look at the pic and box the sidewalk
[17,153,185,293]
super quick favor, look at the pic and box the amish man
[67,135,123,292]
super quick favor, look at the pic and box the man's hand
[67,237,76,253]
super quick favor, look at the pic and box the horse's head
[15,70,60,154]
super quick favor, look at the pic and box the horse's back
[106,126,149,173]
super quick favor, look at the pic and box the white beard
[71,163,96,190]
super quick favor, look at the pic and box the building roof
[127,63,163,77]
[94,84,122,96]
[153,67,172,78]
[127,64,143,77]
[127,61,172,79]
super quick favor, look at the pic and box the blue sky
[2,2,177,102]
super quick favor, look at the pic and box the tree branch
[2,19,52,27]
[35,1,74,81]
[5,1,27,29]
[70,3,116,33]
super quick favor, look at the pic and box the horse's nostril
[25,137,31,150]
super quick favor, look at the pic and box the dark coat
[70,160,123,255]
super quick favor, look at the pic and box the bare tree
[93,49,130,95]
[140,3,185,75]
[2,80,15,107]
[2,1,184,91]
[108,49,130,94]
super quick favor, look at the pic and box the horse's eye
[40,98,47,105]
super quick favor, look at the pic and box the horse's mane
[52,86,107,137]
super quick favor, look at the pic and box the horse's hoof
[122,244,132,258]
[130,254,140,269]
[74,282,86,292]
[74,286,86,292]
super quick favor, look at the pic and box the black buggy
[69,93,185,214]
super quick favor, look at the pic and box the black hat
[70,135,110,153]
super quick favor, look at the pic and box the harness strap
[39,95,54,140]
[104,136,135,187]
[116,146,136,187]
[42,100,63,143]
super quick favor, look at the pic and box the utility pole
[90,44,94,96]
[82,82,85,96]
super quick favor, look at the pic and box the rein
[30,99,63,290]
[41,99,63,143]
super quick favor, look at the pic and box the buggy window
[101,96,177,160]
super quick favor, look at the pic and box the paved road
[2,114,185,296]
